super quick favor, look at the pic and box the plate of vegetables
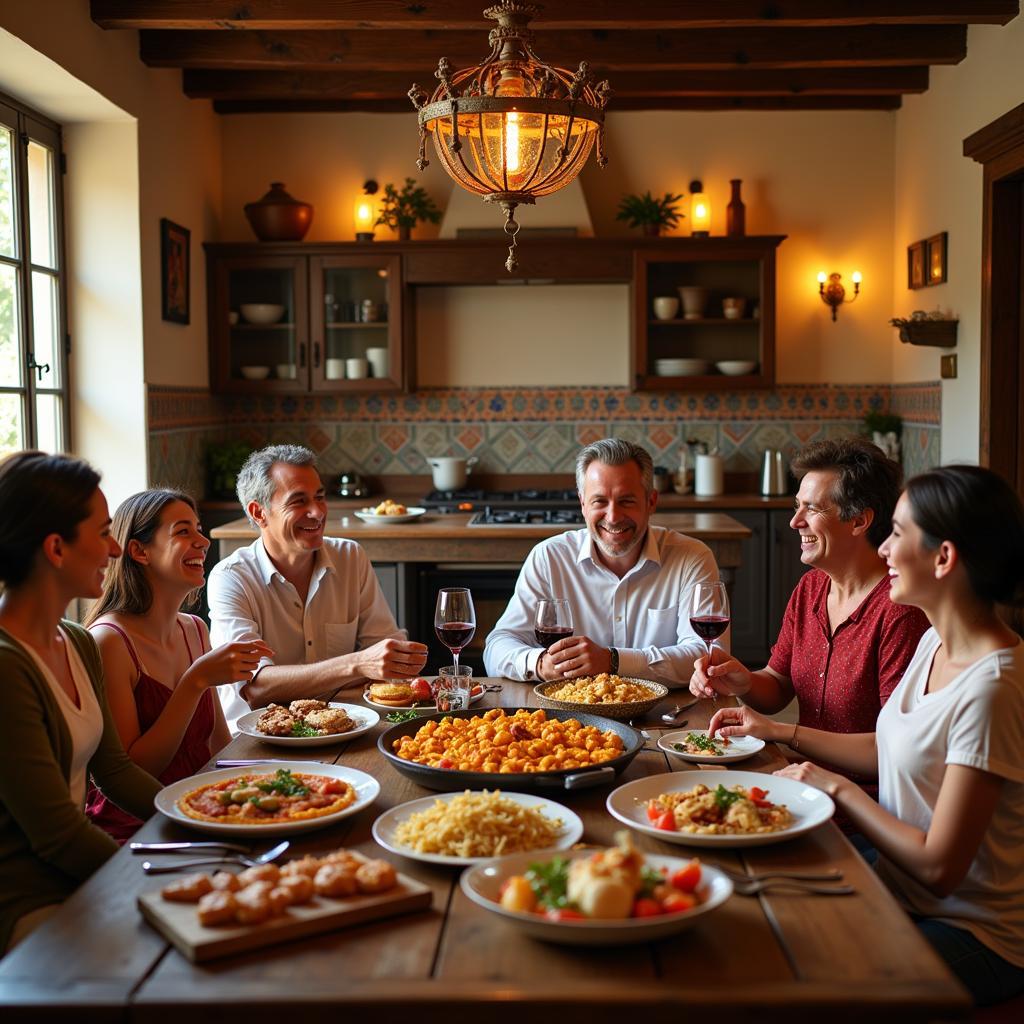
[460,831,733,945]
[236,702,380,747]
[657,728,764,764]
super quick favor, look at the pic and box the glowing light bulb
[817,272,827,284]
[852,271,862,284]
[695,202,707,218]
[506,111,520,173]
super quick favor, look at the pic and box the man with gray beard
[483,438,722,688]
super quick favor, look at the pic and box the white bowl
[655,358,710,377]
[275,363,297,380]
[715,360,757,376]
[239,365,270,380]
[240,303,285,324]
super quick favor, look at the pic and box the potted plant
[376,178,442,240]
[205,440,254,500]
[615,190,685,236]
[863,411,903,463]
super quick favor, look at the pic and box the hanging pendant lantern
[409,1,611,272]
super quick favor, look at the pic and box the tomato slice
[654,810,676,831]
[632,897,663,918]
[670,860,702,893]
[646,801,664,822]
[410,678,432,701]
[545,908,586,921]
[749,786,767,801]
[661,892,697,914]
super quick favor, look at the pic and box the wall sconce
[817,270,861,321]
[354,180,379,241]
[689,179,710,237]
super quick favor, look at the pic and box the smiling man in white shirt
[209,444,427,732]
[483,437,722,687]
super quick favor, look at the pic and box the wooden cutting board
[138,862,432,962]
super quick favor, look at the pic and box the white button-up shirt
[209,537,404,732]
[483,525,723,687]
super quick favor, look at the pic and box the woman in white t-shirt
[709,465,1024,1007]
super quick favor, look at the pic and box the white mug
[695,453,724,497]
[325,358,345,380]
[346,357,368,380]
[366,347,389,379]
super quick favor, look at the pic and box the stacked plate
[654,358,710,377]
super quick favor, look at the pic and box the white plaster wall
[893,17,1024,463]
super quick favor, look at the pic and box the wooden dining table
[0,681,970,1023]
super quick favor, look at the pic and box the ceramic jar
[244,182,314,242]
[678,286,708,320]
[652,296,680,320]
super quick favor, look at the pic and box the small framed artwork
[907,240,926,290]
[160,218,190,324]
[926,231,948,286]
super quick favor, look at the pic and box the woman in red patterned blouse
[689,438,930,799]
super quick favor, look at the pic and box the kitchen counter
[210,511,751,569]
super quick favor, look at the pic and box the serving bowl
[715,360,757,376]
[533,678,668,721]
[655,358,710,377]
[461,848,733,945]
[239,365,271,380]
[240,303,285,324]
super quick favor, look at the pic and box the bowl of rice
[371,789,584,866]
[533,675,669,721]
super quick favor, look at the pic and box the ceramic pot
[244,182,314,242]
[652,296,680,320]
[678,286,708,320]
[428,456,479,491]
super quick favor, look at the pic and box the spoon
[142,839,290,874]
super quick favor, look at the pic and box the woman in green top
[0,451,162,953]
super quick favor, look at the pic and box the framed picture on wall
[160,218,190,324]
[926,231,948,286]
[907,240,926,290]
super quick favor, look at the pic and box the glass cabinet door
[210,256,308,391]
[309,254,403,391]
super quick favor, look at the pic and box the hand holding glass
[534,598,573,649]
[690,582,730,698]
[435,587,476,675]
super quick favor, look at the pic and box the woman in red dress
[85,489,272,842]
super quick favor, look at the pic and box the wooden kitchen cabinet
[632,236,785,391]
[206,245,405,394]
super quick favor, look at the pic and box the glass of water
[435,664,472,713]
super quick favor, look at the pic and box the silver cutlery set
[131,839,291,874]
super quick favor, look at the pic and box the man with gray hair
[209,444,427,732]
[484,437,722,687]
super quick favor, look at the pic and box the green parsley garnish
[386,708,420,724]
[713,784,742,811]
[255,768,310,797]
[638,864,664,897]
[525,856,574,910]
[673,731,725,754]
[290,721,321,737]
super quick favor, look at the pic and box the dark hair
[905,465,1024,607]
[791,437,902,547]
[85,489,201,622]
[0,451,101,588]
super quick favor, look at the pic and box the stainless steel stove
[421,488,580,515]
[467,507,584,527]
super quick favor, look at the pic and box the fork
[733,879,855,896]
[716,865,844,884]
[141,839,290,874]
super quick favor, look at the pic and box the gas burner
[422,488,580,511]
[468,507,585,527]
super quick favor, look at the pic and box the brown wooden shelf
[648,317,758,326]
[893,319,958,347]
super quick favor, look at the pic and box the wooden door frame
[963,102,1024,493]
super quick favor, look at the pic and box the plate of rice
[371,789,584,866]
[533,674,669,721]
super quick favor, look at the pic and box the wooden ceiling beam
[212,95,904,115]
[93,1,1019,31]
[143,25,968,72]
[182,67,928,100]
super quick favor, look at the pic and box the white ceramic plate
[372,791,584,867]
[235,702,380,748]
[606,770,835,848]
[353,507,427,524]
[461,848,733,945]
[362,682,486,712]
[155,761,380,837]
[657,729,765,764]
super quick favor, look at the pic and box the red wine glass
[689,581,730,665]
[534,598,574,650]
[434,587,476,676]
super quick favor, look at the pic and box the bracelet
[790,724,801,750]
[608,647,619,673]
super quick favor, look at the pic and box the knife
[215,758,324,767]
[130,841,250,854]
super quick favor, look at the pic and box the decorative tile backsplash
[148,382,941,497]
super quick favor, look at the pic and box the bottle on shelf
[726,179,746,238]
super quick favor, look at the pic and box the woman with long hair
[85,489,272,842]
[0,452,161,953]
[709,465,1024,1006]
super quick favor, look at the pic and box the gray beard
[590,523,644,561]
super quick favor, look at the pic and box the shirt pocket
[645,605,680,646]
[323,620,358,658]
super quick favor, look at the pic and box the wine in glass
[690,581,730,663]
[434,587,476,675]
[535,598,574,649]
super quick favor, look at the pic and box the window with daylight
[0,92,69,456]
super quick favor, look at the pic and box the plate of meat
[236,701,379,747]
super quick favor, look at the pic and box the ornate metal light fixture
[409,2,611,272]
[818,270,862,321]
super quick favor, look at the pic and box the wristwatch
[608,646,619,673]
